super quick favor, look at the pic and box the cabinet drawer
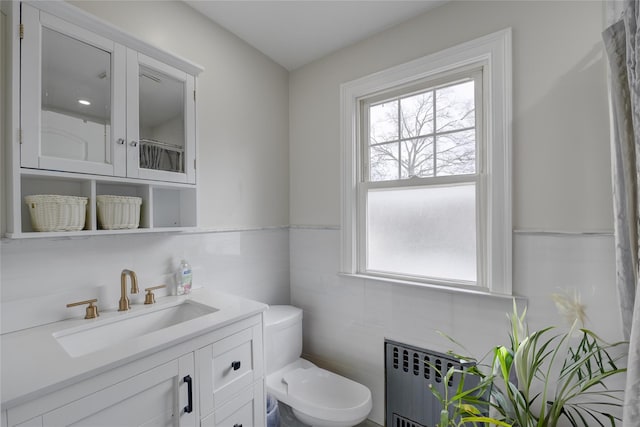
[197,324,263,417]
[200,382,265,427]
[212,332,253,392]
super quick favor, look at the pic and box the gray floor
[275,401,381,427]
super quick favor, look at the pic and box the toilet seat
[266,359,372,427]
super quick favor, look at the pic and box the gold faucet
[118,269,139,311]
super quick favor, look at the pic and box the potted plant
[430,295,628,427]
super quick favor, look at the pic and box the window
[363,72,481,285]
[340,29,512,294]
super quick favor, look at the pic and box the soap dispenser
[176,259,193,295]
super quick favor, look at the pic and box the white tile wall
[290,227,623,425]
[0,228,290,333]
[0,226,623,426]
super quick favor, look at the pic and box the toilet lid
[282,366,372,422]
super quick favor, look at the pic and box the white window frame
[340,29,512,295]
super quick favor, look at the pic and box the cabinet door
[20,4,126,177]
[126,50,196,184]
[196,324,264,418]
[42,354,196,427]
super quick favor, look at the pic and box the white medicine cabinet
[3,1,203,238]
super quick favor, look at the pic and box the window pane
[400,91,434,138]
[370,143,399,181]
[400,137,434,178]
[436,130,476,176]
[370,101,398,144]
[367,184,477,282]
[435,81,475,132]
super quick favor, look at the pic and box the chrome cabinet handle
[116,138,125,145]
[130,140,138,147]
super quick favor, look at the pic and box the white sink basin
[54,300,218,357]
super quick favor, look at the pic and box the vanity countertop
[0,288,267,409]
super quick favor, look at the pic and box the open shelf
[152,187,197,228]
[11,170,197,238]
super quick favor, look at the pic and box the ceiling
[184,1,446,71]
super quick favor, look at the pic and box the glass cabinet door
[20,4,126,176]
[126,51,196,184]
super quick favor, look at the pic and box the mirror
[138,66,185,174]
[41,27,112,164]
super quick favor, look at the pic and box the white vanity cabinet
[5,353,197,427]
[42,354,196,427]
[196,322,265,426]
[200,382,265,427]
[2,1,202,238]
[1,312,266,427]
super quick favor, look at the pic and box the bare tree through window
[368,80,476,181]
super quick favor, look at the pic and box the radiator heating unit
[384,339,482,427]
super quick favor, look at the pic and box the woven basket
[96,195,142,230]
[25,195,88,232]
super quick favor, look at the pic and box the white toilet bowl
[267,359,372,427]
[264,306,372,427]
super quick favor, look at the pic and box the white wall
[290,0,612,231]
[70,0,290,230]
[0,1,291,330]
[289,1,621,424]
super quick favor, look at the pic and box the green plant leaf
[429,383,443,402]
[460,404,481,415]
[461,416,513,427]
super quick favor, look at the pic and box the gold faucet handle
[66,298,99,319]
[144,285,167,305]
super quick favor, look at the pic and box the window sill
[338,272,525,301]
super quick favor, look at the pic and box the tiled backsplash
[0,228,290,333]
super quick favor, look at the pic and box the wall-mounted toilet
[264,305,372,427]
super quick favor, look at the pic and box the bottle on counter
[176,259,193,295]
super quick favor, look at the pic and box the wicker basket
[25,195,88,232]
[96,195,142,230]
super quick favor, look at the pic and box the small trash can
[266,394,281,427]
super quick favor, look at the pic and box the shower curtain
[603,0,640,424]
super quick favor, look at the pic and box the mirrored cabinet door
[20,4,126,176]
[126,51,196,184]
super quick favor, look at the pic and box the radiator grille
[385,339,481,427]
[392,414,426,427]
